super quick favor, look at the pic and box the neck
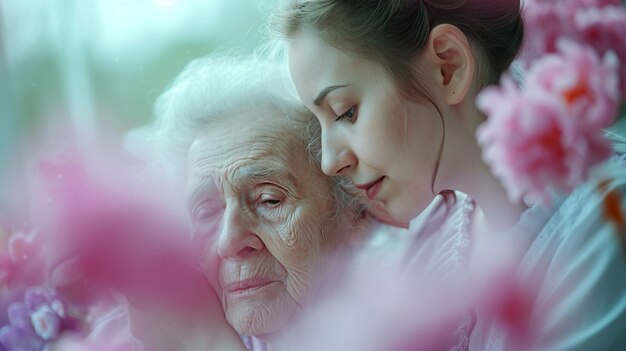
[437,105,526,233]
[463,164,527,233]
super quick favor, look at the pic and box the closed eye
[252,184,290,222]
[192,200,223,222]
[259,193,282,208]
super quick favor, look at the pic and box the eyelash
[255,189,288,223]
[335,105,357,123]
[193,201,223,222]
[258,193,283,208]
[191,200,223,239]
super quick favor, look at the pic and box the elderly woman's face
[186,110,342,336]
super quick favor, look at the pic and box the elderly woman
[129,54,370,351]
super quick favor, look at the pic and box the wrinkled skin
[187,108,349,337]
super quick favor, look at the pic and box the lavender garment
[364,192,476,351]
[243,335,268,351]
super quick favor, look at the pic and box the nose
[320,129,357,176]
[216,205,264,259]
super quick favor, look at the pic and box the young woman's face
[288,31,443,225]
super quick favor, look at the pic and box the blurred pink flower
[521,2,573,61]
[1,150,200,350]
[528,40,619,128]
[0,230,46,290]
[477,41,618,202]
[52,305,142,351]
[27,156,198,304]
[477,81,571,202]
[575,5,626,97]
[521,0,626,100]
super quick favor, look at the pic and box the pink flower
[477,81,572,202]
[574,5,626,97]
[521,0,626,100]
[521,2,574,62]
[52,305,142,351]
[527,40,619,128]
[477,42,617,202]
[8,231,40,264]
[0,231,46,289]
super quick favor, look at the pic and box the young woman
[276,0,626,349]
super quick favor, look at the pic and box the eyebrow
[313,84,351,107]
[231,165,297,192]
[186,176,219,209]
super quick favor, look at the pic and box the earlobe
[427,24,475,105]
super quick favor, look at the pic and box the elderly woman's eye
[196,207,214,218]
[259,193,282,207]
[193,200,223,221]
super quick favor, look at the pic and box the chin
[227,299,297,337]
[389,197,433,226]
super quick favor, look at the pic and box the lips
[355,176,384,199]
[224,278,274,294]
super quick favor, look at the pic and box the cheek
[355,127,404,173]
[198,241,220,290]
[260,207,326,303]
[191,218,222,261]
[405,106,444,175]
[357,101,407,160]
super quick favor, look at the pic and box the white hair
[135,52,299,168]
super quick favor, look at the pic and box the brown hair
[272,0,524,92]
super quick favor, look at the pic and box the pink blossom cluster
[522,0,626,100]
[0,155,201,351]
[477,40,620,202]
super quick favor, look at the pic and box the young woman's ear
[421,24,476,105]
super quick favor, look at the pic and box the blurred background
[0,0,275,222]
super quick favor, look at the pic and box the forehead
[287,31,389,102]
[288,31,354,80]
[186,110,308,190]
